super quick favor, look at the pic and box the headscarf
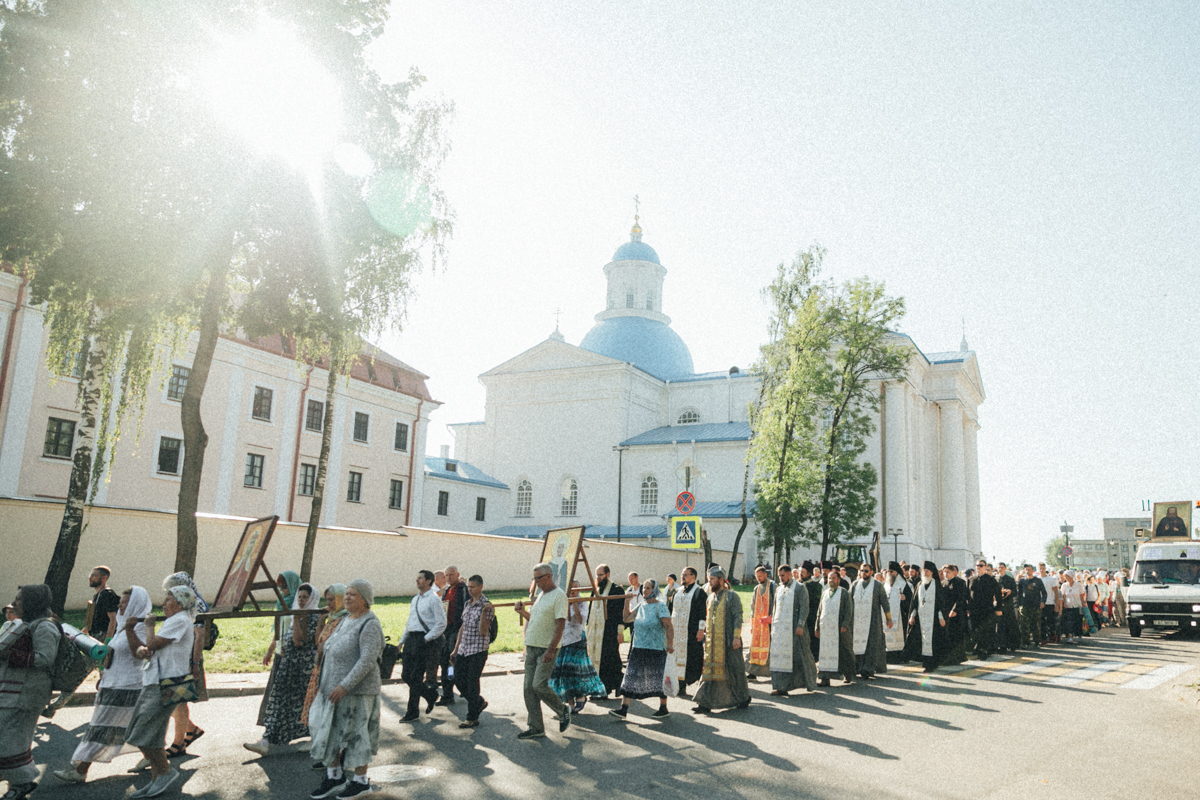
[103,586,152,690]
[326,583,349,620]
[167,585,199,618]
[348,578,374,606]
[163,572,210,614]
[642,578,663,603]
[17,584,53,622]
[285,582,320,639]
[276,570,301,610]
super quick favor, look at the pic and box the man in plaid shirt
[450,575,495,728]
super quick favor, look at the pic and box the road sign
[1061,546,1074,557]
[676,491,696,514]
[670,516,701,549]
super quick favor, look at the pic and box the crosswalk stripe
[941,655,1018,674]
[1119,663,1195,690]
[1046,661,1126,686]
[980,658,1064,681]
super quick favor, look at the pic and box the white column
[0,308,45,496]
[938,401,968,552]
[213,362,245,514]
[885,382,910,548]
[409,405,430,527]
[272,382,301,517]
[963,417,982,557]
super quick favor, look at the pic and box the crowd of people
[0,556,1129,800]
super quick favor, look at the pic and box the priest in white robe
[883,561,912,664]
[908,560,949,673]
[849,562,891,679]
[815,570,855,686]
[768,565,818,696]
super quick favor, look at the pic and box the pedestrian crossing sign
[671,516,702,549]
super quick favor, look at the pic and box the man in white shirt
[401,570,447,722]
[1058,571,1086,644]
[1037,563,1060,644]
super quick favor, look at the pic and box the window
[393,422,409,451]
[515,480,532,517]
[166,365,189,401]
[299,464,316,496]
[244,453,265,488]
[43,418,75,459]
[625,291,635,308]
[677,409,700,425]
[305,400,324,432]
[561,478,578,516]
[445,461,457,473]
[346,471,363,502]
[157,437,182,475]
[645,292,654,310]
[389,479,404,509]
[353,412,369,443]
[252,386,273,421]
[639,476,658,515]
[476,496,487,522]
[437,490,449,516]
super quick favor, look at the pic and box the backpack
[488,614,498,645]
[43,620,94,692]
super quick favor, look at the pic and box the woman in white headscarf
[53,587,152,783]
[245,583,321,755]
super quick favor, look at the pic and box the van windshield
[1133,561,1200,585]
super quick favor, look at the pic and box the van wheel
[1129,624,1141,638]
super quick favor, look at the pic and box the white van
[1126,541,1200,637]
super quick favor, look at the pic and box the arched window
[677,409,700,425]
[625,291,635,309]
[560,478,578,516]
[639,476,658,515]
[515,480,532,517]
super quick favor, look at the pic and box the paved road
[24,627,1200,800]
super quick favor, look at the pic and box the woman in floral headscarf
[159,573,209,761]
[303,585,348,726]
[245,583,321,756]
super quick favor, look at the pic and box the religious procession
[1,552,1129,800]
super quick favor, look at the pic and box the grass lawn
[64,585,759,674]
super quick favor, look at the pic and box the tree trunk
[175,262,229,574]
[44,335,104,615]
[301,354,339,582]
[728,460,752,581]
[701,525,713,576]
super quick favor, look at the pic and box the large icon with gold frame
[1152,502,1193,540]
[540,526,585,591]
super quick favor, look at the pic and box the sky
[362,1,1200,564]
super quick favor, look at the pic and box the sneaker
[53,767,87,784]
[129,782,155,799]
[243,740,271,756]
[559,704,572,732]
[434,695,455,707]
[608,706,628,720]
[572,697,587,713]
[516,729,545,740]
[458,719,480,728]
[480,699,489,713]
[651,706,670,718]
[338,780,375,798]
[145,769,180,798]
[1,782,38,800]
[312,762,326,772]
[310,777,348,800]
[129,758,152,773]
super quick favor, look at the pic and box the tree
[749,247,908,563]
[1,0,452,596]
[1045,535,1068,569]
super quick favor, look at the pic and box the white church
[427,218,985,580]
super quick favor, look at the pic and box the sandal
[165,743,187,758]
[183,728,205,746]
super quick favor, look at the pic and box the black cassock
[597,579,626,695]
[942,576,969,664]
[967,573,1001,656]
[804,579,823,661]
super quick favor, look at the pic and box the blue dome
[579,316,694,380]
[612,240,660,264]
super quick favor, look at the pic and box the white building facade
[445,220,987,579]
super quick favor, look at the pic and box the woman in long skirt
[308,579,383,800]
[549,581,606,713]
[610,580,674,720]
[53,587,151,784]
[302,585,348,726]
[0,584,61,800]
[246,583,320,755]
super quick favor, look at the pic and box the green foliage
[749,246,908,560]
[1045,535,1067,569]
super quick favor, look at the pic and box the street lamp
[886,528,903,563]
